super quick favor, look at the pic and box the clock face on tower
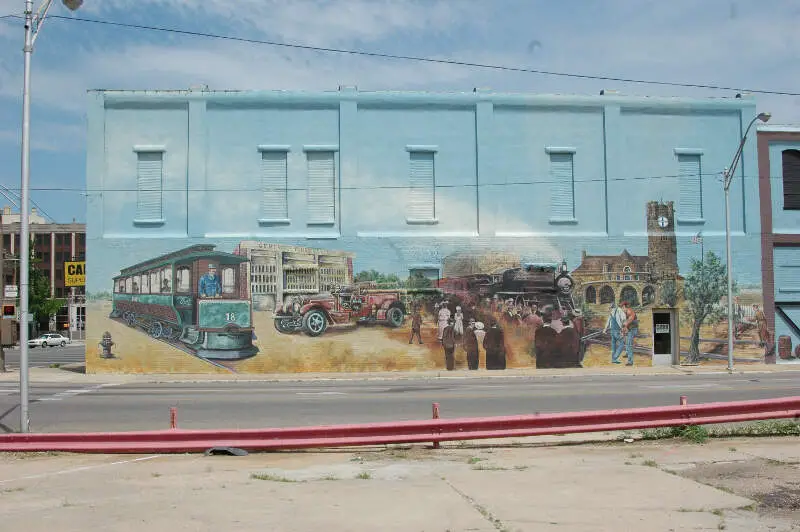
[657,215,669,229]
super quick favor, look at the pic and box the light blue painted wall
[86,88,764,295]
[102,104,190,238]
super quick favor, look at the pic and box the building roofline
[89,87,757,111]
[758,125,800,134]
[0,222,85,230]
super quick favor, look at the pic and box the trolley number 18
[225,312,237,322]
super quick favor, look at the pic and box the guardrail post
[432,402,440,449]
[680,395,688,406]
[170,407,177,429]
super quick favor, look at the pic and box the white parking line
[37,383,121,402]
[0,455,163,485]
[295,391,348,396]
[641,383,722,390]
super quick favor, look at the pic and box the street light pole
[18,0,84,433]
[722,111,771,373]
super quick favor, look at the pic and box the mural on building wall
[86,200,769,374]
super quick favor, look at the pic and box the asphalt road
[1,344,85,370]
[0,372,797,433]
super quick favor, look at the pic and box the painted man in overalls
[602,302,625,364]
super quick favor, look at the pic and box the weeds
[711,420,800,437]
[625,420,799,444]
[642,459,658,467]
[250,473,297,483]
[639,425,709,443]
[471,464,509,471]
[355,471,372,480]
[467,457,484,464]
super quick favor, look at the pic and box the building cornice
[0,223,85,232]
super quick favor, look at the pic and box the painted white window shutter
[306,151,335,223]
[408,151,435,220]
[260,151,288,219]
[136,151,164,221]
[678,154,702,219]
[549,152,575,219]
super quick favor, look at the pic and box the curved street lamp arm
[27,0,56,47]
[723,114,760,191]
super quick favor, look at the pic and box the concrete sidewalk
[0,435,797,531]
[0,362,798,385]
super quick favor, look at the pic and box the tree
[28,253,65,331]
[682,251,733,364]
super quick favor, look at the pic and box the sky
[0,0,797,224]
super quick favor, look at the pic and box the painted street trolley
[110,245,258,361]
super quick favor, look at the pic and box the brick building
[571,201,682,310]
[757,126,800,364]
[85,87,768,373]
[0,206,86,335]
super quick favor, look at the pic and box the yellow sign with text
[64,261,85,287]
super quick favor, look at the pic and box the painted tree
[354,269,404,287]
[682,251,733,364]
[659,279,678,307]
[406,271,432,289]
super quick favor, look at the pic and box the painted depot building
[85,86,773,375]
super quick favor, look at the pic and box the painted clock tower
[646,201,679,280]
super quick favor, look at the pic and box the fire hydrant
[100,331,114,359]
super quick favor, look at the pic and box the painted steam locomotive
[437,260,577,313]
[109,245,258,361]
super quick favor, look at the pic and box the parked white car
[28,333,71,348]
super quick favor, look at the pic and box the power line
[0,172,788,195]
[0,183,59,224]
[33,14,798,98]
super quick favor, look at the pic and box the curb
[0,364,797,385]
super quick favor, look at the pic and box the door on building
[652,309,678,366]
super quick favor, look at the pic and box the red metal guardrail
[0,396,797,454]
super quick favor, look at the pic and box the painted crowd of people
[410,295,587,370]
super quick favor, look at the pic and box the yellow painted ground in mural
[86,301,230,374]
[87,293,766,374]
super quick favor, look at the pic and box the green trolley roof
[113,245,248,280]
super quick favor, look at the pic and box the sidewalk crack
[441,476,508,531]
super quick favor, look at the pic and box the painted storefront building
[758,126,800,365]
[85,87,770,374]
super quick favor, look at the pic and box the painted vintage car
[273,285,406,337]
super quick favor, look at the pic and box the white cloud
[80,0,485,47]
[1,0,798,121]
